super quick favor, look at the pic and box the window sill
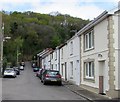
[70,77,73,79]
[85,77,94,80]
[70,53,73,56]
[84,47,94,52]
[84,77,95,83]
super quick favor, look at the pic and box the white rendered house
[66,34,80,85]
[77,9,120,98]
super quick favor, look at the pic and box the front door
[99,61,105,94]
[76,60,80,85]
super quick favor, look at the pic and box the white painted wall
[54,49,59,71]
[80,18,109,92]
[67,35,80,85]
[60,44,68,80]
[46,54,51,69]
[51,49,60,71]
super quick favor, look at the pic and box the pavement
[63,81,119,102]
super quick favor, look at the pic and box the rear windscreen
[47,71,59,75]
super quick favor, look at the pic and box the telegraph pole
[0,13,3,76]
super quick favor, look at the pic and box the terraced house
[37,8,120,98]
[77,9,120,98]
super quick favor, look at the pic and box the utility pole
[0,14,4,76]
[0,12,2,76]
[16,46,18,66]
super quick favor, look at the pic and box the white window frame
[85,61,94,79]
[84,30,94,51]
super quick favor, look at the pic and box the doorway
[99,61,105,94]
[76,60,80,85]
[65,62,67,81]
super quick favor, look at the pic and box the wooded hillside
[2,11,89,66]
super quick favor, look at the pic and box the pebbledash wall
[77,10,120,98]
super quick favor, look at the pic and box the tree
[2,11,89,61]
[50,34,61,49]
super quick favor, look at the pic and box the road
[2,62,87,101]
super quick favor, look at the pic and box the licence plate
[51,79,57,81]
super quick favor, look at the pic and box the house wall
[55,49,60,71]
[45,55,51,69]
[80,18,109,93]
[51,49,59,71]
[80,14,119,98]
[51,52,54,70]
[60,45,68,80]
[118,12,120,91]
[67,36,80,85]
[113,15,120,90]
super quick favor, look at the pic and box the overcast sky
[0,0,119,20]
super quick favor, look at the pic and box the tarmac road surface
[2,62,88,101]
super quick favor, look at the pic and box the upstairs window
[55,51,57,60]
[61,48,63,59]
[84,30,94,51]
[51,53,53,59]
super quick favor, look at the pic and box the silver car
[41,70,62,86]
[3,68,16,78]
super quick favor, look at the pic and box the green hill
[2,11,89,65]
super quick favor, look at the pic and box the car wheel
[58,82,62,86]
[41,80,43,83]
[43,80,46,85]
[14,76,16,78]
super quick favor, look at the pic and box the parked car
[32,63,36,68]
[41,69,62,85]
[33,67,39,72]
[3,68,17,78]
[20,61,25,67]
[13,67,20,75]
[36,68,43,78]
[19,66,24,70]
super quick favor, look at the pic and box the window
[51,53,53,59]
[70,41,73,55]
[61,64,64,76]
[84,61,94,79]
[55,51,57,60]
[51,64,53,70]
[61,48,63,59]
[55,64,57,70]
[84,30,94,51]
